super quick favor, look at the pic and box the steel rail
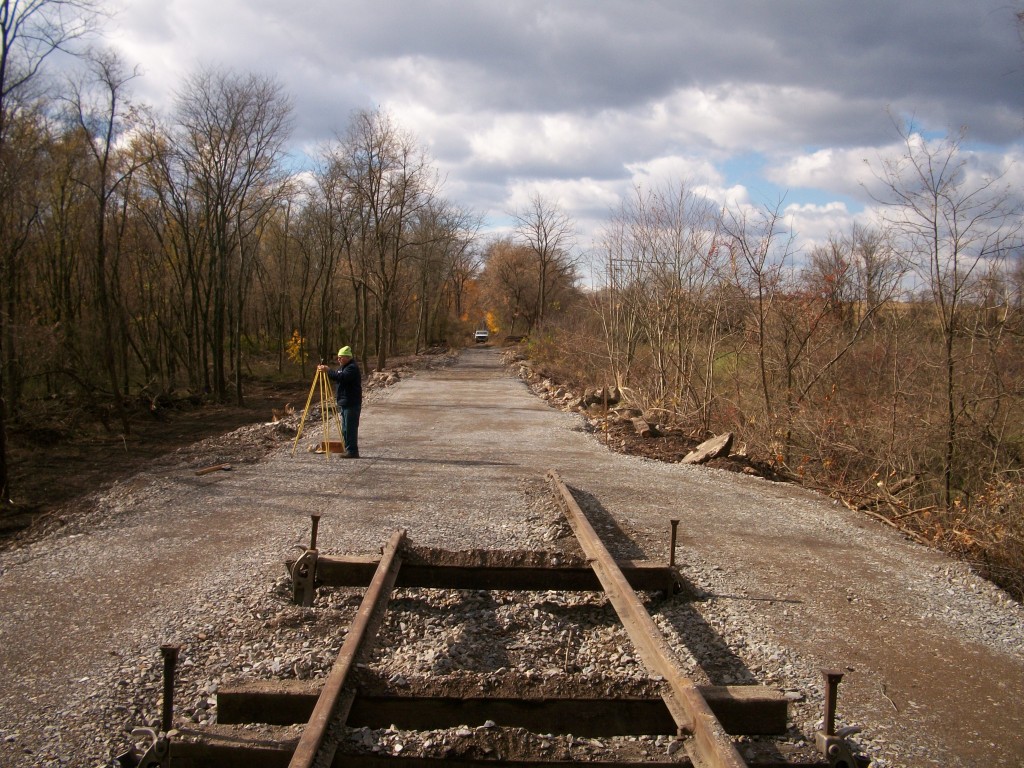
[288,528,407,768]
[547,470,748,768]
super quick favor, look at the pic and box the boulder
[631,417,655,438]
[582,386,618,407]
[682,432,734,465]
[610,406,644,420]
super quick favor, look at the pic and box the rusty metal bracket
[818,733,868,768]
[117,729,170,768]
[290,515,323,606]
[815,669,870,768]
[116,645,180,768]
[290,548,319,606]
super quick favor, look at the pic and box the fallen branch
[880,682,899,713]
[892,505,937,521]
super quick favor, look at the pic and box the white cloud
[625,155,724,188]
[782,201,858,254]
[766,146,880,201]
[91,0,1024,261]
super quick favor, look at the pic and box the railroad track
[117,471,868,768]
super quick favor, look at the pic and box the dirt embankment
[1,381,301,539]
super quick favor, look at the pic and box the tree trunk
[0,348,8,505]
[944,325,955,506]
[94,199,130,435]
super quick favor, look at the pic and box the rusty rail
[288,528,406,768]
[548,469,748,768]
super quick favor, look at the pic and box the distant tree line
[532,129,1023,597]
[616,129,1022,511]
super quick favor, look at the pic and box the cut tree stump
[682,432,733,464]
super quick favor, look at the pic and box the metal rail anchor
[116,645,180,768]
[291,514,321,606]
[816,669,870,768]
[666,518,681,595]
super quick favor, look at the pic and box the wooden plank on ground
[217,682,787,736]
[194,463,232,476]
[172,729,829,768]
[290,554,683,593]
[169,724,295,768]
[547,470,748,768]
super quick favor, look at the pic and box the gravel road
[0,346,1021,767]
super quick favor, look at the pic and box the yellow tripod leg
[291,370,322,455]
[330,398,344,448]
[319,370,333,457]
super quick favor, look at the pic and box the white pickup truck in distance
[474,329,489,343]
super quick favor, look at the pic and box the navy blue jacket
[328,360,362,407]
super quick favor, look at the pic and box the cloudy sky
[98,0,1024,257]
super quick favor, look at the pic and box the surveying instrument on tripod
[291,363,345,456]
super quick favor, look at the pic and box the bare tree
[447,234,482,325]
[481,237,538,334]
[594,215,644,391]
[595,182,723,425]
[132,111,216,393]
[172,67,293,403]
[872,124,1023,505]
[300,151,355,368]
[335,108,438,370]
[0,0,100,127]
[511,192,578,330]
[805,235,857,326]
[0,0,100,503]
[65,49,144,433]
[788,224,903,414]
[720,200,794,422]
[409,200,480,351]
[849,224,902,316]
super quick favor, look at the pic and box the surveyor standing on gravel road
[318,346,362,458]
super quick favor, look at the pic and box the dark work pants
[341,403,361,455]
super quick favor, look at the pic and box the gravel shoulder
[0,347,1021,767]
